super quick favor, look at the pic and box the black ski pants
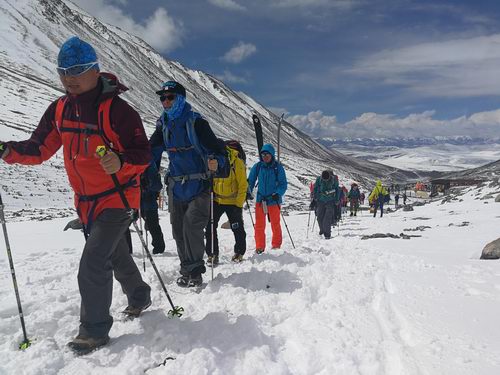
[142,209,165,253]
[205,202,246,257]
[317,200,335,237]
[78,209,151,338]
[373,197,384,217]
[169,191,209,277]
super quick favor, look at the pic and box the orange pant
[255,202,282,250]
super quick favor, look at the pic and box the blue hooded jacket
[152,101,211,202]
[248,144,287,206]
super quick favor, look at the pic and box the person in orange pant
[247,144,287,253]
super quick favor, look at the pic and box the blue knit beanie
[57,36,100,70]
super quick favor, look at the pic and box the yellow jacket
[213,147,248,208]
[368,180,388,202]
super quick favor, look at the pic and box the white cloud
[222,42,257,64]
[349,33,500,98]
[208,0,246,11]
[71,0,183,53]
[216,70,248,84]
[287,109,500,139]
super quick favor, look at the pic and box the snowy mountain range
[0,0,422,214]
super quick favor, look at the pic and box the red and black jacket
[4,73,150,225]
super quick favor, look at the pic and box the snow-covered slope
[1,184,499,374]
[0,0,418,214]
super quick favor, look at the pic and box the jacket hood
[260,143,276,158]
[100,72,128,96]
[376,180,382,188]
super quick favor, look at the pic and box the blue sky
[73,0,500,139]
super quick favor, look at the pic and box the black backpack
[225,140,246,164]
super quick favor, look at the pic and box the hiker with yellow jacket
[369,180,389,218]
[205,144,248,264]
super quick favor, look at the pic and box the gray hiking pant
[78,209,151,338]
[169,191,209,276]
[317,200,335,237]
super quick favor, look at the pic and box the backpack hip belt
[168,172,208,185]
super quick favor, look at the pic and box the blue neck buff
[164,95,186,120]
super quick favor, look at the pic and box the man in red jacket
[0,37,151,355]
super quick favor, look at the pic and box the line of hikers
[0,37,288,355]
[308,171,406,238]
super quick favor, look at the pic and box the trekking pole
[138,209,146,272]
[245,199,255,228]
[0,192,32,350]
[96,146,183,318]
[279,205,295,249]
[209,173,215,281]
[306,209,311,238]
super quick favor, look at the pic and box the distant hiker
[0,37,152,355]
[336,181,345,222]
[403,192,407,205]
[330,174,341,225]
[394,193,400,207]
[360,192,365,205]
[205,140,248,264]
[149,80,226,287]
[347,183,360,216]
[248,144,287,253]
[369,180,389,218]
[312,170,339,239]
[140,161,165,254]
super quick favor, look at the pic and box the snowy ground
[1,186,500,374]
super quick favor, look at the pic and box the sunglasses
[57,62,98,76]
[160,94,176,102]
[260,152,271,157]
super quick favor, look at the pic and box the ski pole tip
[19,339,32,350]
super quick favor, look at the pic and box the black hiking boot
[187,274,203,287]
[255,248,265,254]
[152,247,165,254]
[232,254,244,262]
[207,255,219,267]
[176,275,190,287]
[67,334,110,356]
[122,300,152,318]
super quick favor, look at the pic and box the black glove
[246,192,254,200]
[271,193,279,201]
[63,218,83,231]
[0,142,9,159]
[309,200,316,210]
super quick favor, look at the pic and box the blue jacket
[248,144,287,206]
[150,102,224,202]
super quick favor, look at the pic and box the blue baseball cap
[57,36,100,71]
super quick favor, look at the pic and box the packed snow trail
[1,186,500,374]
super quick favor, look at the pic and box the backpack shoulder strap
[186,113,205,154]
[54,96,68,133]
[97,97,114,149]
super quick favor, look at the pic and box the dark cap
[155,81,186,97]
[321,170,331,180]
